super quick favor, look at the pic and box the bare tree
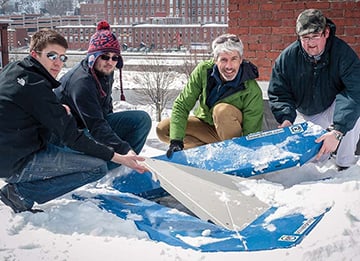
[179,52,212,77]
[44,0,73,15]
[133,56,180,122]
[0,0,11,13]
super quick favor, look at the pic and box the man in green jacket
[157,34,264,158]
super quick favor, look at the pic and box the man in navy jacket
[268,9,360,170]
[55,21,151,170]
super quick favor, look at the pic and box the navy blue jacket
[55,59,131,154]
[268,19,360,135]
[0,56,114,178]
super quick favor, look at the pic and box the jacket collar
[24,55,61,88]
[211,59,258,87]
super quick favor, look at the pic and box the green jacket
[170,59,263,140]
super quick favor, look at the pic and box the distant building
[2,0,228,53]
[104,0,228,25]
[5,14,96,50]
[57,23,227,53]
[79,3,105,22]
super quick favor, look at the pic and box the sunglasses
[37,52,68,63]
[215,35,240,44]
[100,54,121,62]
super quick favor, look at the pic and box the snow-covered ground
[1,71,359,260]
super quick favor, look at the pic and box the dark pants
[106,110,152,154]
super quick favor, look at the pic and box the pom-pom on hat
[87,20,123,69]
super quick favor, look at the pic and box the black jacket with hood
[0,56,114,178]
[268,18,360,135]
[55,58,131,155]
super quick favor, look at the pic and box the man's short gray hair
[212,34,244,60]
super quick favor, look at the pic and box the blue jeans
[106,110,151,154]
[105,110,152,170]
[6,144,108,206]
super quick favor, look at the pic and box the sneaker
[0,184,40,213]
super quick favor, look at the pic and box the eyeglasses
[299,33,324,43]
[37,52,68,63]
[100,54,121,62]
[215,35,240,44]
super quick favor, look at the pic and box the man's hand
[166,140,184,159]
[278,120,292,128]
[111,150,148,173]
[315,130,342,160]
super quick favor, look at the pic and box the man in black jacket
[0,29,147,213]
[268,9,360,170]
[55,21,151,170]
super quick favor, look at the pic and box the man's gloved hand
[166,139,184,159]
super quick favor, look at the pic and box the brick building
[104,0,228,25]
[228,0,360,81]
[4,14,97,50]
[79,3,105,21]
[4,0,229,53]
[57,23,227,52]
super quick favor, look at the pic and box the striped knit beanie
[87,20,125,100]
[87,20,123,69]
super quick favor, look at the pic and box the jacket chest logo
[17,77,26,86]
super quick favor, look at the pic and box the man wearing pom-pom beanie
[55,21,151,169]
